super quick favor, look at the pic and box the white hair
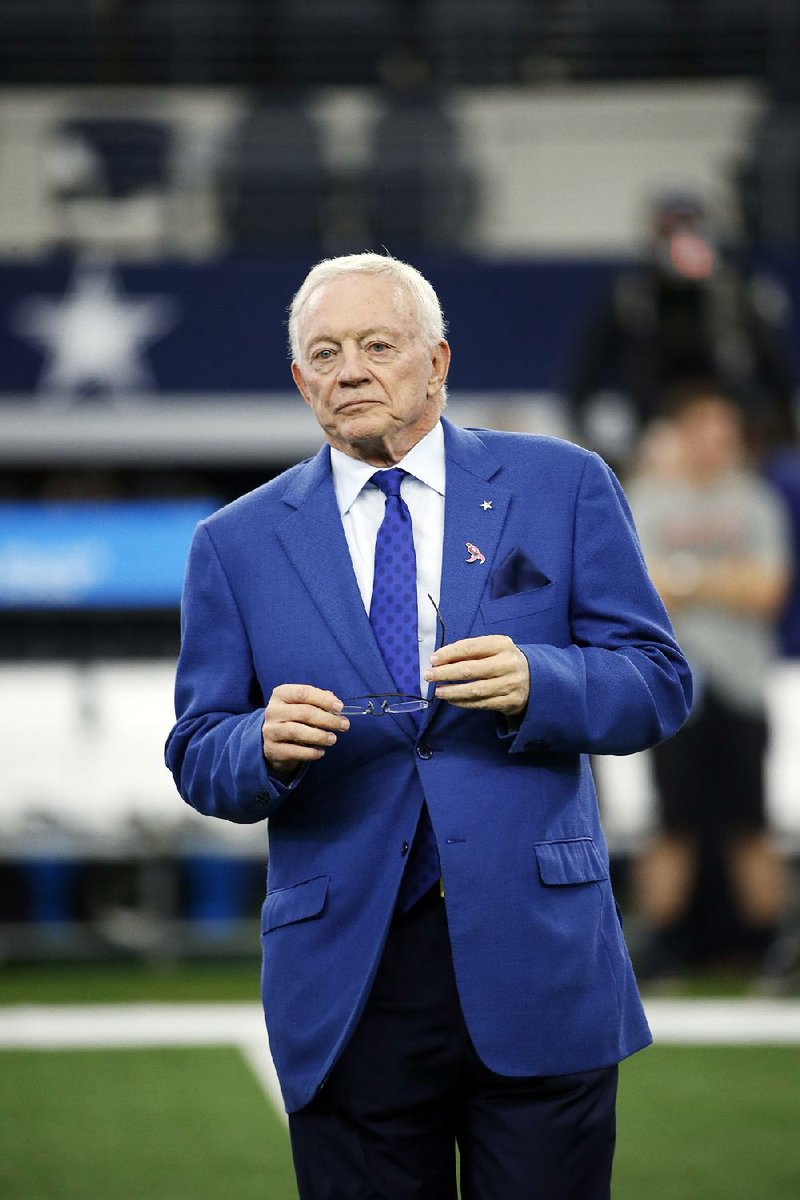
[288,252,447,361]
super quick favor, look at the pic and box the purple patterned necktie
[369,468,440,910]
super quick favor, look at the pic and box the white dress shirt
[330,420,445,698]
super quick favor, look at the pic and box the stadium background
[1,3,800,1196]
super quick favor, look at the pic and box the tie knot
[370,467,406,498]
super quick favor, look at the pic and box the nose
[337,342,370,386]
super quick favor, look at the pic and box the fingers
[275,720,342,749]
[429,636,509,666]
[271,684,345,717]
[425,636,516,684]
[263,684,350,773]
[424,636,530,715]
[425,654,507,685]
[268,685,348,727]
[431,677,517,709]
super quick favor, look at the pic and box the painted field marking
[0,1003,286,1122]
[2,999,800,1121]
[644,999,800,1044]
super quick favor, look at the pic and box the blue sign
[0,499,219,608]
[1,253,798,397]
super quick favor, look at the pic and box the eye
[367,341,390,354]
[311,347,336,364]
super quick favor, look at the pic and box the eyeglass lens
[340,695,429,715]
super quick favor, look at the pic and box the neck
[351,439,408,467]
[683,461,730,486]
[331,418,440,468]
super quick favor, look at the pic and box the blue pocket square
[491,548,551,600]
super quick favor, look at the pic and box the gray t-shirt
[628,469,790,713]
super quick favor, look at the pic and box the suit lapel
[439,421,511,644]
[275,446,418,740]
[419,420,511,733]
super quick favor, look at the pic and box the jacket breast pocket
[534,838,608,886]
[261,875,330,933]
[480,584,556,623]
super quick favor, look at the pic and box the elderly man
[166,253,691,1200]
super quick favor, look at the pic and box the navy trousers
[288,886,618,1200]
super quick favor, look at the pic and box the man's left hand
[424,635,530,716]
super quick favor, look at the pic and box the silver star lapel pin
[480,500,493,510]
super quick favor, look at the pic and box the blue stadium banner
[0,255,633,396]
[0,499,219,608]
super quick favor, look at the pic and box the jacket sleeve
[165,521,303,823]
[508,452,692,756]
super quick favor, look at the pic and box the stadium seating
[215,95,331,251]
[0,661,257,851]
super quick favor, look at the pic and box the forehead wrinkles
[300,279,419,348]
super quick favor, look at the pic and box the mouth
[336,399,379,413]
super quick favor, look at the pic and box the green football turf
[615,1045,800,1200]
[1,1041,798,1199]
[0,961,262,1006]
[0,1045,297,1200]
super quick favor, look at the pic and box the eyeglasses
[341,693,428,716]
[341,594,445,717]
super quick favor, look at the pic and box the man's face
[291,273,450,463]
[677,396,744,477]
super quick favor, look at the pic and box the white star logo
[12,260,178,403]
[480,500,493,510]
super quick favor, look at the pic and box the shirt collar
[330,420,445,516]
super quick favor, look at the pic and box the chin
[338,413,389,443]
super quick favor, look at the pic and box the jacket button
[401,840,410,857]
[416,743,433,760]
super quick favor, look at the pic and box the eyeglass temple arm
[427,593,445,647]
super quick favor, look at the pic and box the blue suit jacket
[166,419,692,1112]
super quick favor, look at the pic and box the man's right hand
[262,684,350,778]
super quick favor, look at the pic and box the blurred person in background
[628,380,791,985]
[166,253,691,1200]
[763,445,800,661]
[569,190,796,471]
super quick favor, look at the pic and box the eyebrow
[307,327,405,348]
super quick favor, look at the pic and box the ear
[427,340,451,398]
[291,360,313,407]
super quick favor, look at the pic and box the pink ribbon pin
[465,542,486,564]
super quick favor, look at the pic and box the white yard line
[644,999,800,1043]
[3,1000,800,1050]
[2,999,800,1121]
[237,1036,288,1123]
[0,1002,288,1123]
[0,1003,266,1048]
